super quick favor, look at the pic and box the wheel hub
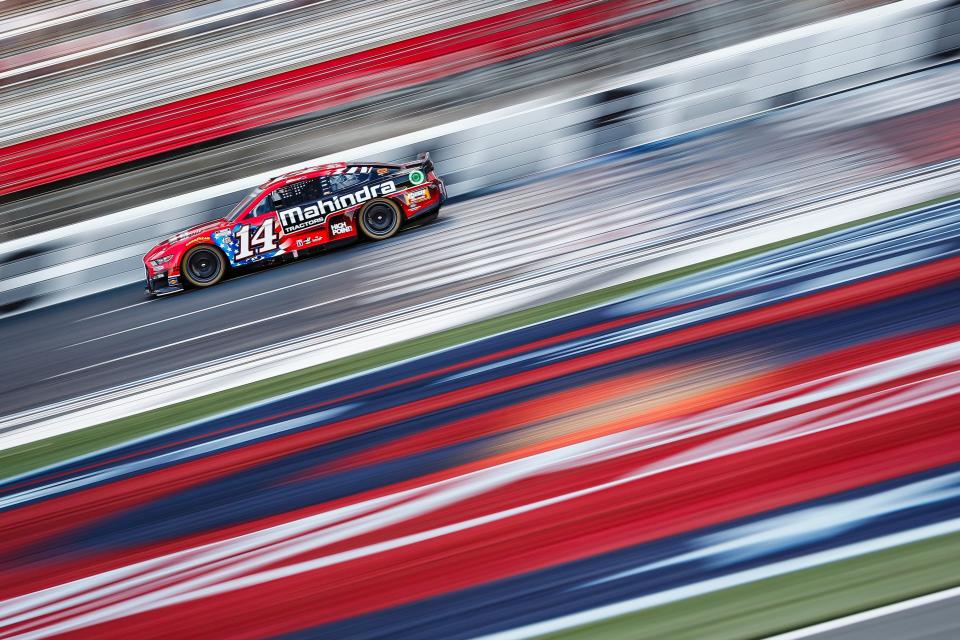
[188,250,220,282]
[365,204,396,234]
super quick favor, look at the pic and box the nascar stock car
[143,153,445,294]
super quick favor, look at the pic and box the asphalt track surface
[802,595,960,640]
[1,201,958,639]
[4,76,960,420]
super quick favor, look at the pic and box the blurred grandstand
[2,0,958,313]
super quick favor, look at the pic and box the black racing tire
[181,245,227,288]
[357,198,402,240]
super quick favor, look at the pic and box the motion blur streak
[0,0,937,196]
[0,0,668,194]
[1,201,958,638]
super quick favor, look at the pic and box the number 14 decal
[235,218,278,260]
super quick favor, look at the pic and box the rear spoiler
[401,151,434,174]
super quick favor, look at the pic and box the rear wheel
[181,245,226,287]
[358,199,402,240]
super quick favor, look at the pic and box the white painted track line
[79,299,155,321]
[764,585,960,640]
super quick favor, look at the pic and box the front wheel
[357,199,402,240]
[181,245,226,287]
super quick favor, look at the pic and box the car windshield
[226,187,264,221]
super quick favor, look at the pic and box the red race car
[143,153,445,294]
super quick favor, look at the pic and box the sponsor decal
[408,170,426,185]
[377,168,390,175]
[278,180,397,234]
[404,187,430,206]
[186,236,209,248]
[330,221,353,236]
[170,229,200,243]
[295,234,324,247]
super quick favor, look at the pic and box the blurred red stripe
[0,0,671,196]
[0,255,955,568]
[309,323,960,483]
[0,296,710,497]
[1,301,957,608]
[33,387,960,640]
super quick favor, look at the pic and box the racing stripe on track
[1,205,959,638]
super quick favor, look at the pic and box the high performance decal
[278,180,397,234]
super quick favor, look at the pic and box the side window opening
[270,177,330,209]
[252,198,274,216]
[329,172,370,193]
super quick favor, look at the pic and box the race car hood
[159,219,226,246]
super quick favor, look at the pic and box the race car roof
[261,161,403,189]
